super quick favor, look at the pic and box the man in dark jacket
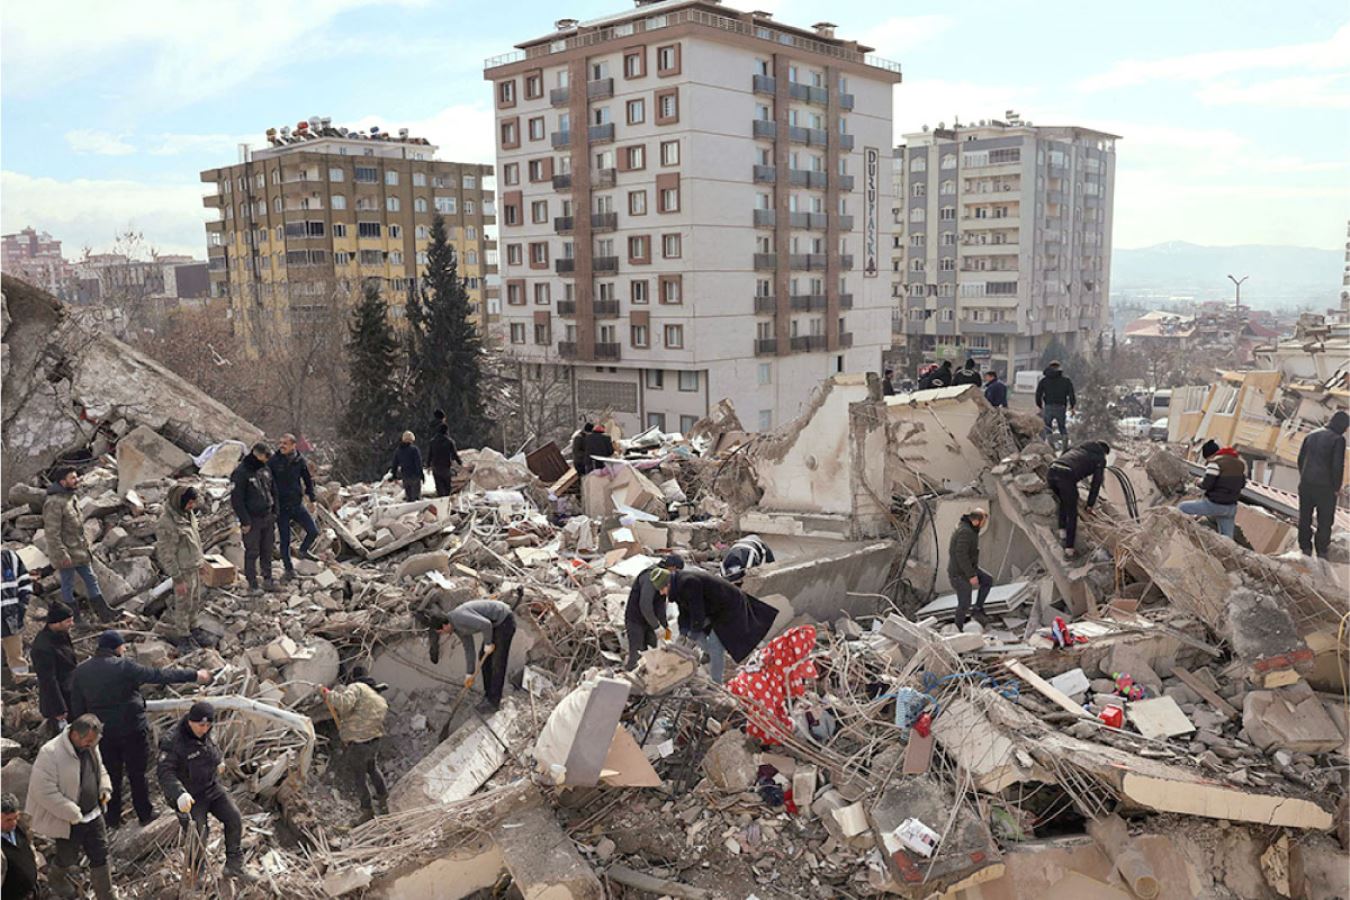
[390,431,424,502]
[882,369,896,396]
[1045,441,1109,558]
[952,358,982,387]
[572,423,594,475]
[427,424,463,497]
[1179,439,1246,538]
[230,442,278,593]
[268,434,319,578]
[947,508,993,630]
[428,599,516,710]
[1,548,32,680]
[158,702,256,883]
[668,568,777,684]
[30,601,77,735]
[918,361,953,390]
[983,371,1008,408]
[719,535,775,584]
[1035,362,1077,450]
[1,791,38,899]
[584,426,615,470]
[71,630,209,828]
[624,555,684,669]
[1297,410,1348,558]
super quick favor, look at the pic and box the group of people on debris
[881,360,1010,410]
[387,408,465,502]
[570,422,616,476]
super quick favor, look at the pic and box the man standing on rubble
[1035,361,1077,450]
[71,631,211,830]
[155,486,208,651]
[719,535,775,584]
[231,442,279,594]
[625,555,685,669]
[952,358,982,387]
[584,425,615,471]
[1179,440,1246,538]
[430,599,516,710]
[157,701,257,884]
[269,433,321,577]
[947,508,993,630]
[1296,409,1348,558]
[427,423,463,497]
[664,567,777,684]
[390,431,424,502]
[983,371,1008,409]
[2,547,33,679]
[25,714,114,899]
[319,669,390,824]
[1045,441,1110,559]
[30,602,77,736]
[2,791,38,899]
[43,466,116,624]
[572,423,594,475]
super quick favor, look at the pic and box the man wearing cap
[2,547,33,682]
[319,669,390,823]
[947,508,993,630]
[29,601,78,735]
[1179,440,1246,538]
[71,631,210,829]
[43,466,116,624]
[155,485,208,650]
[625,556,684,670]
[1,791,38,899]
[428,599,516,711]
[230,442,279,594]
[157,701,256,884]
[25,714,113,899]
[666,567,777,684]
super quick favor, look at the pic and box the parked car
[1117,416,1152,439]
[1149,417,1170,442]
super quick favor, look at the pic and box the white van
[1013,371,1040,394]
[1151,389,1172,420]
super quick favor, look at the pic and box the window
[500,120,518,147]
[385,170,398,186]
[273,197,282,212]
[331,195,347,210]
[624,50,645,79]
[941,154,956,170]
[664,324,683,348]
[940,258,955,271]
[531,200,548,223]
[358,249,383,265]
[528,159,544,181]
[909,207,925,223]
[412,197,426,213]
[628,235,650,262]
[624,145,645,170]
[507,244,523,265]
[591,60,610,81]
[358,222,381,238]
[411,172,426,187]
[389,224,401,239]
[498,80,516,105]
[510,323,525,343]
[328,167,344,182]
[660,140,679,166]
[528,117,545,141]
[628,190,647,216]
[631,280,649,304]
[533,283,550,304]
[656,44,679,76]
[416,225,429,239]
[389,251,404,265]
[416,251,428,265]
[758,410,773,431]
[646,370,664,389]
[465,200,475,214]
[525,73,542,99]
[662,233,681,258]
[503,163,520,185]
[463,174,478,189]
[466,226,477,240]
[627,98,645,125]
[660,275,682,304]
[912,183,925,198]
[434,196,457,214]
[593,106,611,126]
[631,324,649,347]
[335,252,351,265]
[386,197,401,212]
[659,187,679,213]
[940,207,956,221]
[465,250,478,265]
[756,363,772,386]
[678,371,698,392]
[657,90,678,123]
[507,282,524,304]
[909,157,926,173]
[595,149,615,170]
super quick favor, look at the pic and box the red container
[1099,706,1124,728]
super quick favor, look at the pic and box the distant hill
[1112,241,1342,306]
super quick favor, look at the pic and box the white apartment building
[889,116,1118,381]
[484,0,900,434]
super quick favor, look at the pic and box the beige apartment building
[889,116,1118,381]
[200,119,497,354]
[483,0,900,435]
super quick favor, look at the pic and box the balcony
[1046,191,1066,205]
[839,293,853,310]
[593,255,619,272]
[591,212,618,231]
[753,209,776,227]
[588,122,615,143]
[554,216,574,234]
[838,175,855,191]
[840,254,854,270]
[789,294,827,311]
[557,300,577,316]
[752,74,776,95]
[790,253,828,270]
[550,86,570,107]
[788,82,829,105]
[787,125,829,146]
[839,133,855,151]
[754,295,777,313]
[839,332,854,348]
[788,169,827,189]
[587,77,614,100]
[595,342,621,360]
[755,338,779,355]
[790,335,827,351]
[838,215,855,231]
[555,258,576,274]
[962,320,1021,334]
[558,341,577,359]
[592,168,617,187]
[552,173,572,190]
[753,253,778,270]
[593,299,620,318]
[753,165,777,183]
[752,119,777,140]
[551,131,571,149]
[839,93,855,111]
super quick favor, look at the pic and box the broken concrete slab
[1126,697,1195,740]
[279,637,340,705]
[868,773,1003,892]
[386,703,520,813]
[494,790,604,899]
[533,675,630,788]
[932,697,1046,792]
[1242,683,1344,754]
[115,425,194,496]
[700,731,758,793]
[396,549,452,581]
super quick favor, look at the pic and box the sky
[2,0,1347,258]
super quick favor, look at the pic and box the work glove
[177,792,194,814]
[662,628,672,642]
[99,789,110,807]
[464,674,475,689]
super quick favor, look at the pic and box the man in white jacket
[25,714,115,898]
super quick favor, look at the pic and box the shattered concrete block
[396,549,452,581]
[635,645,697,695]
[932,698,1044,792]
[1,758,32,801]
[322,866,373,897]
[1012,473,1044,494]
[1242,683,1344,754]
[387,704,521,813]
[7,482,46,513]
[701,731,759,792]
[313,569,338,589]
[197,441,245,478]
[115,425,193,496]
[280,638,339,705]
[1223,588,1312,686]
[494,790,605,899]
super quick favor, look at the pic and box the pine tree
[407,214,491,446]
[341,280,402,480]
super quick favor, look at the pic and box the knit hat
[1331,410,1349,434]
[1200,439,1220,459]
[649,567,671,591]
[0,792,19,813]
[187,701,215,723]
[97,630,125,652]
[660,554,686,571]
[46,601,74,624]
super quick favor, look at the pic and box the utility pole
[1227,274,1248,366]
[1227,274,1248,312]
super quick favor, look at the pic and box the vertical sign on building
[864,146,879,278]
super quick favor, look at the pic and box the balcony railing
[838,175,855,191]
[839,133,855,151]
[550,87,570,107]
[790,334,827,351]
[789,294,827,311]
[591,212,618,231]
[551,131,571,148]
[840,254,854,269]
[558,341,577,358]
[790,253,828,270]
[752,74,776,94]
[752,165,777,183]
[556,258,576,274]
[839,293,853,309]
[557,300,577,316]
[592,168,616,187]
[587,77,614,100]
[753,253,778,270]
[593,299,620,317]
[752,119,777,140]
[595,342,621,360]
[593,255,619,272]
[552,173,572,190]
[753,209,776,227]
[788,82,829,105]
[755,338,779,355]
[554,216,574,234]
[839,332,853,348]
[588,123,615,143]
[753,295,777,313]
[839,93,855,111]
[838,215,855,231]
[787,169,827,189]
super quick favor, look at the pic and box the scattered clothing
[719,535,775,583]
[727,625,818,744]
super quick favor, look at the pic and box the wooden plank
[1005,659,1090,718]
[1172,666,1238,719]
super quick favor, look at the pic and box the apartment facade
[200,121,497,354]
[889,118,1118,381]
[2,227,76,300]
[483,1,900,435]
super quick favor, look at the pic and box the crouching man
[320,669,390,824]
[157,702,256,884]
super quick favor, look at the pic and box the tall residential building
[200,118,498,353]
[2,227,75,299]
[483,1,900,435]
[889,116,1118,381]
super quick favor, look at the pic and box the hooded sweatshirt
[1297,410,1348,490]
[1035,366,1077,408]
[1200,447,1247,505]
[42,482,91,567]
[156,484,204,579]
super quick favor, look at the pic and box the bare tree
[491,351,576,453]
[77,230,169,339]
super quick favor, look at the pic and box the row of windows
[221,169,478,192]
[508,321,688,349]
[224,195,487,220]
[505,275,681,306]
[497,44,682,107]
[504,184,679,225]
[227,222,480,244]
[503,140,679,184]
[501,88,681,148]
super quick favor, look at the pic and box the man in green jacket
[320,668,390,823]
[155,485,207,651]
[43,467,115,624]
[947,508,992,630]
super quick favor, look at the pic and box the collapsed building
[2,277,1348,899]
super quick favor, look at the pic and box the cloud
[1194,74,1350,109]
[348,103,497,166]
[64,129,136,155]
[0,170,209,258]
[856,14,955,57]
[1079,23,1350,91]
[147,132,258,157]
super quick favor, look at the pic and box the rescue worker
[983,371,1008,409]
[43,466,115,623]
[268,433,320,577]
[1045,441,1110,559]
[719,535,775,584]
[30,601,78,736]
[230,443,279,594]
[947,508,993,630]
[427,423,463,498]
[428,599,516,710]
[665,567,777,684]
[1035,361,1077,450]
[390,432,424,502]
[951,358,982,387]
[624,555,685,669]
[1179,439,1246,538]
[319,669,390,823]
[2,547,33,679]
[154,485,207,650]
[1296,410,1348,558]
[24,715,113,899]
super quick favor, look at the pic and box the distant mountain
[1111,241,1342,306]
